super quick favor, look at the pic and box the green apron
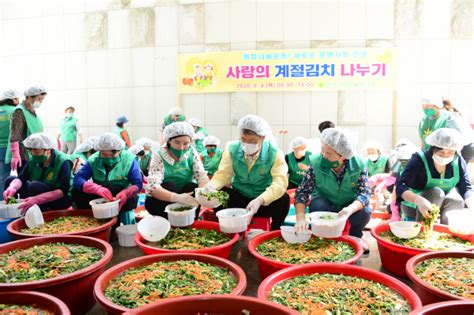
[311,154,366,211]
[161,149,194,191]
[28,150,73,194]
[0,105,16,149]
[419,112,449,150]
[60,116,78,142]
[139,152,152,173]
[194,127,208,153]
[230,140,277,200]
[202,149,222,176]
[5,104,43,163]
[164,114,185,126]
[401,151,460,210]
[89,151,135,189]
[115,126,131,149]
[287,151,311,186]
[367,155,389,176]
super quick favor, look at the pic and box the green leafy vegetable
[200,191,229,208]
[381,231,471,250]
[147,227,230,250]
[170,206,194,212]
[20,216,108,235]
[6,197,17,205]
[0,304,53,314]
[421,204,440,237]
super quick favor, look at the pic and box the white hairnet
[1,89,21,101]
[426,128,464,151]
[128,144,144,155]
[169,106,182,116]
[321,128,355,159]
[289,137,307,150]
[237,115,273,138]
[136,137,152,148]
[94,133,125,151]
[421,96,443,108]
[74,136,99,153]
[365,142,383,152]
[24,133,56,149]
[203,135,220,146]
[163,122,195,144]
[24,85,46,97]
[188,117,202,127]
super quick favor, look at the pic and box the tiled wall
[0,0,472,154]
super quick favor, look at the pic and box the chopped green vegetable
[104,260,237,309]
[269,273,411,314]
[147,227,230,250]
[6,197,17,205]
[20,216,108,235]
[0,242,103,283]
[318,214,336,220]
[421,204,440,237]
[381,231,471,250]
[256,236,355,264]
[0,304,53,314]
[200,191,229,208]
[170,206,193,212]
[415,257,474,300]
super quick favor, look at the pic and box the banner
[178,48,396,93]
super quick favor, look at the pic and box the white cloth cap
[203,135,220,146]
[74,136,99,153]
[289,137,307,150]
[94,133,125,151]
[237,115,272,138]
[425,128,464,151]
[128,144,144,155]
[163,122,195,144]
[24,133,56,149]
[188,117,203,127]
[136,137,152,148]
[1,89,21,101]
[321,128,356,159]
[169,106,182,116]
[421,96,443,108]
[24,85,46,97]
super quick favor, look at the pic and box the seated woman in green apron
[294,128,371,246]
[365,142,390,177]
[159,107,186,144]
[204,115,290,231]
[72,133,142,225]
[3,133,72,213]
[396,128,474,223]
[419,97,451,150]
[136,137,153,177]
[70,136,98,175]
[188,118,208,154]
[285,137,312,189]
[200,135,222,178]
[145,122,208,219]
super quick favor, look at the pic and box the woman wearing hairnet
[0,89,21,200]
[72,133,142,225]
[128,144,147,179]
[396,128,473,223]
[286,137,312,189]
[188,118,208,153]
[159,107,186,144]
[70,136,99,175]
[3,133,72,213]
[294,128,371,248]
[136,138,153,176]
[115,115,132,149]
[365,143,390,177]
[5,85,47,174]
[145,122,208,218]
[419,97,451,150]
[200,135,222,178]
[204,115,290,231]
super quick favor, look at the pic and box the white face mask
[66,112,73,118]
[433,154,454,166]
[368,154,379,162]
[32,101,42,108]
[241,142,259,155]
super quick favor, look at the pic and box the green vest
[161,149,194,191]
[202,149,222,175]
[60,116,78,142]
[5,104,44,163]
[89,151,135,189]
[0,105,16,148]
[311,154,366,211]
[139,152,152,173]
[194,127,208,154]
[28,150,72,191]
[367,155,389,176]
[419,112,449,150]
[164,114,185,126]
[402,151,460,209]
[230,141,277,199]
[115,127,131,149]
[287,151,312,186]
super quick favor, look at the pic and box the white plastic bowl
[89,198,120,219]
[0,199,25,218]
[164,203,197,227]
[137,216,171,242]
[116,224,138,247]
[194,188,221,208]
[309,211,347,238]
[389,221,421,239]
[446,209,474,235]
[280,225,311,244]
[216,208,249,233]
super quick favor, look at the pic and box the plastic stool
[342,220,350,236]
[199,207,218,222]
[242,217,271,239]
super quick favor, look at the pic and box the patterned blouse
[145,146,208,195]
[295,160,371,207]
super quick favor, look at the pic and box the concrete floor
[86,228,412,314]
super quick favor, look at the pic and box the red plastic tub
[0,291,71,314]
[248,230,363,279]
[7,209,117,241]
[406,251,474,305]
[258,263,422,313]
[94,253,247,314]
[409,301,474,315]
[122,295,299,315]
[134,220,239,258]
[0,235,113,315]
[371,223,474,278]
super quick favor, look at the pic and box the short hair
[318,121,335,133]
[241,129,259,136]
[65,106,75,112]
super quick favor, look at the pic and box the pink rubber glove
[3,179,22,200]
[18,190,63,214]
[83,182,113,201]
[116,185,139,210]
[390,200,401,222]
[10,142,22,171]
